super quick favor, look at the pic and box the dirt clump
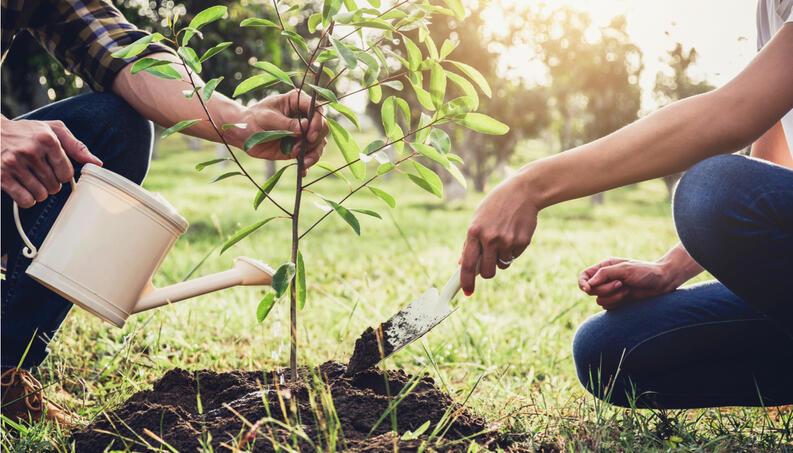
[346,323,395,376]
[72,361,496,452]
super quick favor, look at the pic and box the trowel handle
[439,267,462,302]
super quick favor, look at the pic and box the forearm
[111,52,248,148]
[520,25,793,210]
[657,243,704,288]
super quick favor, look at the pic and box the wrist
[516,159,555,211]
[213,99,247,150]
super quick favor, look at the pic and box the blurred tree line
[1,0,712,197]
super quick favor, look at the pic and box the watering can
[12,163,274,328]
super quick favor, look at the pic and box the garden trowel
[346,267,462,375]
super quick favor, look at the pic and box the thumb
[52,124,102,166]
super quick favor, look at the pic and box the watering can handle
[13,178,76,259]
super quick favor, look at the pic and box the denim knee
[672,154,747,267]
[573,314,620,397]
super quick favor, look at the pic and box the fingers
[587,279,623,296]
[460,233,481,296]
[587,263,628,287]
[596,288,630,310]
[50,121,102,166]
[303,138,327,170]
[12,167,48,203]
[1,176,36,208]
[479,241,498,280]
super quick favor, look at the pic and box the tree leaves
[177,47,202,74]
[272,263,296,298]
[308,84,337,102]
[199,42,232,62]
[402,36,421,71]
[233,74,278,97]
[183,5,227,45]
[429,62,447,109]
[240,18,280,28]
[327,118,364,179]
[450,61,491,97]
[253,61,293,86]
[443,0,466,20]
[411,143,449,168]
[453,113,509,135]
[409,161,443,198]
[244,130,295,152]
[254,164,291,209]
[256,293,276,322]
[220,217,276,254]
[201,76,223,102]
[295,251,306,309]
[329,102,360,130]
[368,186,395,208]
[130,57,171,74]
[324,198,360,235]
[210,171,243,183]
[332,38,357,69]
[161,119,200,139]
[195,158,228,171]
[111,33,165,59]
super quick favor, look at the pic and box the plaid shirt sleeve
[28,0,174,92]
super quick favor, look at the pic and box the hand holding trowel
[346,266,468,375]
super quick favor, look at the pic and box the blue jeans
[1,93,152,369]
[573,155,793,408]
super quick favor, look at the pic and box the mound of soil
[72,361,499,452]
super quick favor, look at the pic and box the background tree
[654,43,715,197]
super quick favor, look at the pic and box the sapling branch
[298,151,418,240]
[316,72,408,108]
[176,51,293,217]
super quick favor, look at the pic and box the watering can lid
[81,164,189,233]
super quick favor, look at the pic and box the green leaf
[222,123,247,130]
[429,62,446,109]
[195,158,228,171]
[377,162,395,175]
[395,97,411,129]
[429,128,451,154]
[322,0,342,27]
[220,217,276,254]
[331,38,357,69]
[210,171,243,183]
[368,186,395,208]
[443,0,465,19]
[281,30,308,54]
[296,251,306,309]
[233,74,278,97]
[254,165,291,209]
[411,161,443,198]
[440,39,458,60]
[130,57,171,74]
[327,117,364,179]
[317,162,350,185]
[447,153,463,164]
[411,143,449,168]
[201,76,223,102]
[411,83,434,111]
[445,71,479,110]
[324,198,360,235]
[368,84,382,104]
[144,64,182,80]
[352,209,382,219]
[450,61,491,97]
[402,36,421,71]
[240,17,280,28]
[161,119,200,139]
[447,163,467,189]
[381,96,396,135]
[424,34,439,60]
[253,61,293,86]
[454,113,509,135]
[183,5,227,45]
[402,420,431,441]
[244,130,294,152]
[440,96,477,117]
[111,33,164,59]
[381,80,404,91]
[177,47,202,74]
[416,113,433,143]
[199,42,232,62]
[272,262,296,298]
[367,0,381,7]
[280,136,296,156]
[308,84,337,102]
[256,293,276,323]
[308,13,322,33]
[329,102,360,130]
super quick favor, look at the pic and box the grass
[2,136,791,452]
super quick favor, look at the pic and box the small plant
[114,0,508,379]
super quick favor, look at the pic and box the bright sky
[485,0,759,112]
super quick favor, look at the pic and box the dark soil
[346,322,394,376]
[72,361,503,452]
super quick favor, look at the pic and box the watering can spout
[133,257,274,314]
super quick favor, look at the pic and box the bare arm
[461,24,793,295]
[111,52,328,166]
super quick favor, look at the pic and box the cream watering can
[13,163,274,328]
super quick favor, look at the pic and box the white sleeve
[780,0,793,22]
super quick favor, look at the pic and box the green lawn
[3,136,791,452]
